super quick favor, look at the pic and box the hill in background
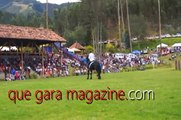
[0,0,69,16]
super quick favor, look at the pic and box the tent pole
[41,45,44,77]
[59,42,63,66]
[21,42,24,74]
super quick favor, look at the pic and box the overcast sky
[37,0,80,5]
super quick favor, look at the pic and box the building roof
[69,42,85,50]
[0,24,66,42]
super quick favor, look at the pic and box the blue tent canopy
[132,50,141,55]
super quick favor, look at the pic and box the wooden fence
[175,60,181,70]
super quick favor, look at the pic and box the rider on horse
[88,53,95,62]
[87,52,95,67]
[86,52,101,79]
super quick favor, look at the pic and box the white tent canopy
[157,43,168,48]
[0,46,18,51]
[172,43,181,47]
[68,48,81,53]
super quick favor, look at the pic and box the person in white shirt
[88,53,96,62]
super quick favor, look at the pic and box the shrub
[30,73,38,79]
[84,45,94,53]
[105,43,116,53]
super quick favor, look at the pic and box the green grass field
[0,68,181,120]
[133,37,181,50]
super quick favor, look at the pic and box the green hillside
[133,37,181,50]
[3,2,35,15]
[0,0,66,16]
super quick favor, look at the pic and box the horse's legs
[90,70,92,79]
[87,69,89,79]
[96,69,101,79]
[98,71,101,79]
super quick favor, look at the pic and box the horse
[87,59,102,80]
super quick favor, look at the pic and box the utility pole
[100,22,103,58]
[126,0,132,52]
[46,0,48,29]
[117,0,122,51]
[120,0,125,48]
[158,0,162,54]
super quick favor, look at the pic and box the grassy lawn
[133,37,181,50]
[0,68,181,120]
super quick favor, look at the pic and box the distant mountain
[0,0,70,16]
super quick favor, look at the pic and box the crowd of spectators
[98,53,160,73]
[0,57,25,81]
[1,48,181,81]
[0,52,162,81]
[24,53,87,78]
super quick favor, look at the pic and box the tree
[84,45,94,53]
[64,26,87,46]
[105,43,116,53]
[130,14,147,40]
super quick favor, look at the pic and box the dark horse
[87,58,102,80]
